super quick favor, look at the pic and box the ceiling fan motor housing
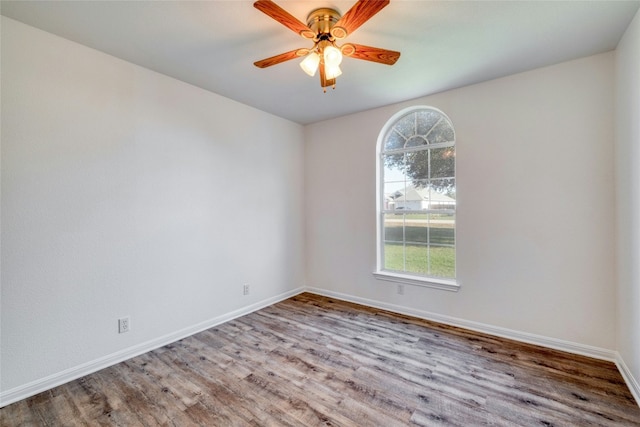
[306,8,346,40]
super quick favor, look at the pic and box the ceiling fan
[253,0,401,92]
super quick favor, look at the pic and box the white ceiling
[2,1,638,124]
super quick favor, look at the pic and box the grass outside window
[383,220,455,278]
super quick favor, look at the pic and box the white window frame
[374,106,459,292]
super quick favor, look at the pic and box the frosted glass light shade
[325,64,342,79]
[300,52,320,76]
[323,45,343,67]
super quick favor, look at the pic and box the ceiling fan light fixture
[323,45,343,67]
[300,51,320,76]
[325,63,342,80]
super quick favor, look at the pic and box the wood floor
[2,293,639,426]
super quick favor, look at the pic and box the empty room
[1,0,640,425]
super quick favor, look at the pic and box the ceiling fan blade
[254,0,316,39]
[254,48,309,68]
[331,0,390,39]
[342,43,400,65]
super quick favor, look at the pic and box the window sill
[373,271,460,292]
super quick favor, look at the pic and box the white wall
[305,52,616,350]
[3,10,635,408]
[615,9,640,393]
[1,17,305,397]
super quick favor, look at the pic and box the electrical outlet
[243,284,250,295]
[397,284,405,295]
[118,317,130,334]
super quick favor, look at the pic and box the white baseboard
[0,287,305,408]
[615,353,640,407]
[4,286,639,410]
[304,287,618,361]
[305,287,640,408]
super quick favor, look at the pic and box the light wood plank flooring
[2,293,639,426]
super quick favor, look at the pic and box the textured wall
[615,8,640,393]
[305,52,616,350]
[1,17,305,394]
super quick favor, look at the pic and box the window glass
[378,107,456,281]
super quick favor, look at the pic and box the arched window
[375,106,458,291]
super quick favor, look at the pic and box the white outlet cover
[118,317,130,333]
